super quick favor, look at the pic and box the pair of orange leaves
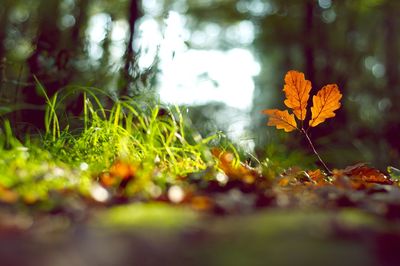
[263,70,342,132]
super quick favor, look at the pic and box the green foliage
[41,87,215,178]
[0,83,228,206]
[0,122,91,205]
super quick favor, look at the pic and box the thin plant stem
[301,128,332,174]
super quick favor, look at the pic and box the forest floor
[0,204,398,266]
[1,161,400,266]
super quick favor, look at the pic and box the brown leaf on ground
[0,186,18,203]
[100,172,117,187]
[342,164,392,185]
[332,164,393,190]
[307,169,329,185]
[109,160,136,180]
[100,160,137,187]
[190,195,214,211]
[211,148,260,184]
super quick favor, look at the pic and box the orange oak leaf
[262,109,298,132]
[309,84,342,127]
[283,70,312,121]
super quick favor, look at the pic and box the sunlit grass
[41,86,218,176]
[0,83,236,206]
[0,121,92,205]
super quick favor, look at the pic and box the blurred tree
[71,0,90,51]
[303,0,315,83]
[0,0,13,93]
[120,0,141,96]
[20,0,63,130]
[382,1,400,166]
[0,0,11,63]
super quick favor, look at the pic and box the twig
[301,128,332,175]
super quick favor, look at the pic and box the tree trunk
[20,0,62,131]
[383,2,400,164]
[0,0,11,88]
[71,0,90,49]
[384,4,399,91]
[303,0,314,83]
[64,0,90,116]
[121,0,141,97]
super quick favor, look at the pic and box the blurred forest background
[0,0,399,170]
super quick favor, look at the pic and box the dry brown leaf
[0,186,18,203]
[211,148,259,183]
[191,196,214,211]
[307,169,329,185]
[109,160,136,180]
[100,172,117,187]
[342,163,393,185]
[100,160,137,189]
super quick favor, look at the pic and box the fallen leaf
[342,164,393,185]
[100,160,137,191]
[0,186,18,203]
[211,148,259,183]
[262,109,298,132]
[331,164,393,190]
[283,70,312,120]
[190,195,214,211]
[100,172,117,187]
[109,160,136,180]
[307,169,327,184]
[309,84,342,127]
[278,177,291,187]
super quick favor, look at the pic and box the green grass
[0,84,239,206]
[41,87,220,177]
[0,122,92,205]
